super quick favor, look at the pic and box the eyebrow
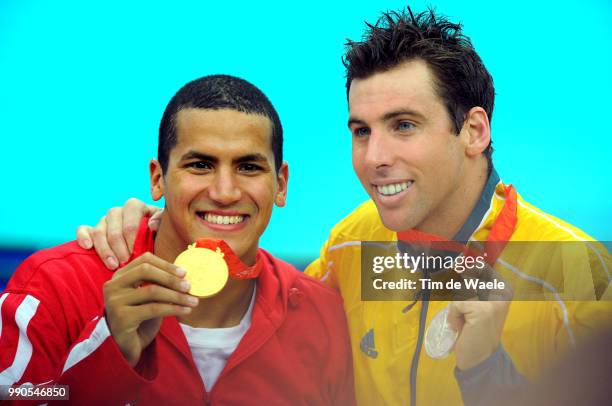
[180,151,270,165]
[180,151,217,163]
[347,117,367,128]
[348,108,426,127]
[234,154,269,165]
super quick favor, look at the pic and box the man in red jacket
[0,75,355,405]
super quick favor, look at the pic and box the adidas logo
[360,328,378,359]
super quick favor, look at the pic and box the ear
[150,159,165,201]
[462,107,491,158]
[274,162,289,207]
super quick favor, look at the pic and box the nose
[208,168,242,205]
[364,131,394,170]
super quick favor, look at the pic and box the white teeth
[203,213,245,225]
[376,181,413,196]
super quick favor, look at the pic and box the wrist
[456,344,498,371]
[112,334,140,367]
[117,341,140,367]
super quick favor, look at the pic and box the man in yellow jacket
[301,7,612,406]
[306,10,610,405]
[74,6,611,406]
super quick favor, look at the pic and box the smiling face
[349,59,473,235]
[150,108,288,265]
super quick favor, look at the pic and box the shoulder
[514,194,595,241]
[281,272,349,341]
[18,241,100,269]
[6,241,110,295]
[326,199,393,245]
[292,272,344,305]
[260,250,345,308]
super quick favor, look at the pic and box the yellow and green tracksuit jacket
[305,173,611,406]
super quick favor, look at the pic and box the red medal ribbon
[194,238,263,279]
[397,184,518,265]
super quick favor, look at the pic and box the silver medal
[424,306,458,359]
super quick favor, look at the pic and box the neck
[152,212,183,263]
[153,212,258,328]
[416,159,489,239]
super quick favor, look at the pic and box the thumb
[447,302,464,333]
[147,207,164,231]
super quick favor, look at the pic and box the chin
[225,239,252,260]
[379,215,408,232]
[379,206,423,232]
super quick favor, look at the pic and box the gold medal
[174,243,229,298]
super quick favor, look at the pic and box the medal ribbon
[396,185,518,265]
[194,238,263,279]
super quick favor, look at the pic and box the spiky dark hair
[344,7,495,160]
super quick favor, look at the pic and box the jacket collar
[452,168,501,242]
[156,250,292,380]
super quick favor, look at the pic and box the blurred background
[1,0,611,288]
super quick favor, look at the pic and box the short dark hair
[158,74,283,173]
[343,7,495,162]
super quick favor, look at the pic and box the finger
[463,263,512,301]
[91,216,119,270]
[452,282,479,302]
[106,207,131,264]
[113,254,189,292]
[126,252,186,278]
[453,273,480,302]
[76,225,94,249]
[122,284,199,307]
[123,198,153,252]
[132,302,193,323]
[106,303,190,334]
[449,299,479,316]
[447,302,464,332]
[147,206,164,231]
[113,251,186,279]
[457,259,497,300]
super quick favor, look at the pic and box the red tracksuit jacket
[0,223,355,405]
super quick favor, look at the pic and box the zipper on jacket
[409,283,430,406]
